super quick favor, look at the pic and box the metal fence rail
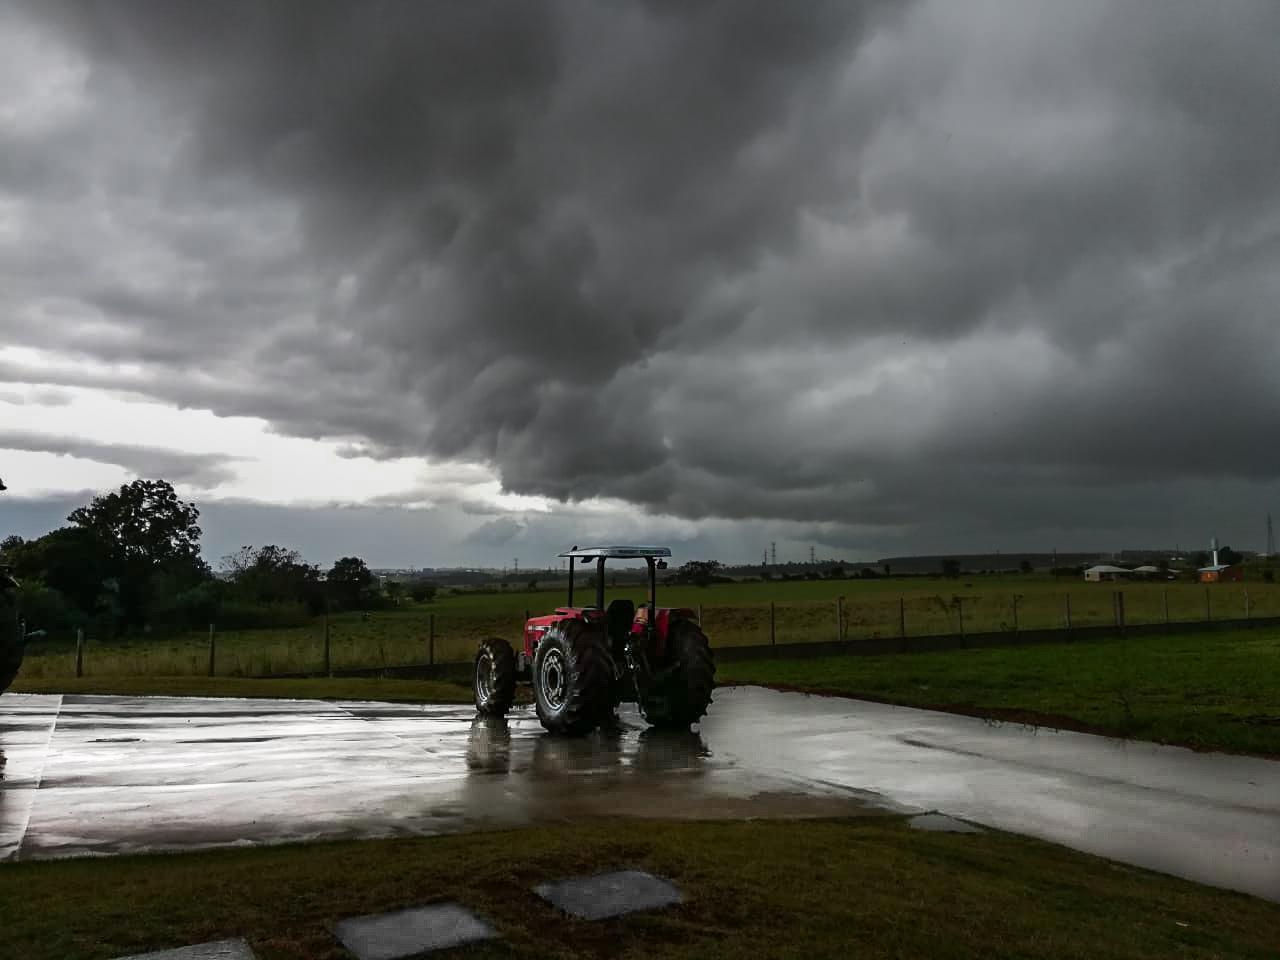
[15,584,1280,681]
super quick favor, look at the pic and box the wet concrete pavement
[1,687,1277,902]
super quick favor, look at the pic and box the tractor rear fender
[630,606,697,662]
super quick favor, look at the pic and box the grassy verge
[719,629,1280,756]
[1,819,1274,960]
[8,675,477,703]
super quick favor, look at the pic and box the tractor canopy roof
[558,545,671,560]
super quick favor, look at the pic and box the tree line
[0,479,436,638]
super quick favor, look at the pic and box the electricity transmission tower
[770,541,777,565]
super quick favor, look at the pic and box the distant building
[1197,542,1243,583]
[1083,564,1131,582]
[1198,564,1242,583]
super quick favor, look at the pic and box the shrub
[215,601,312,630]
[15,581,82,636]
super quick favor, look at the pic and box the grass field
[720,628,1280,756]
[1,818,1275,960]
[17,576,1280,679]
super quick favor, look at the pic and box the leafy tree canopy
[69,479,201,566]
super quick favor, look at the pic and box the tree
[1019,560,1032,574]
[69,479,201,565]
[0,535,24,562]
[9,527,114,615]
[1217,545,1242,566]
[221,544,323,612]
[409,581,438,603]
[384,580,403,605]
[675,560,722,587]
[327,556,374,609]
[941,558,961,578]
[67,479,206,627]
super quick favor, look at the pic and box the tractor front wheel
[533,620,612,735]
[639,619,716,729]
[473,637,516,716]
[0,576,22,695]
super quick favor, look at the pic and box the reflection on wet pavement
[1,687,1277,903]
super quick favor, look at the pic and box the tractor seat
[605,598,635,642]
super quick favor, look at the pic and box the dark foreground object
[0,567,22,694]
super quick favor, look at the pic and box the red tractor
[472,545,715,735]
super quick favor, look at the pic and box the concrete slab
[113,938,256,960]
[909,813,984,833]
[535,869,682,920]
[332,903,497,959]
[2,688,1279,903]
[0,694,60,860]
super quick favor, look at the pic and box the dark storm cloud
[0,430,239,487]
[5,0,1280,552]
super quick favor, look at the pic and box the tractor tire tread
[473,636,517,716]
[640,619,716,729]
[0,588,22,695]
[534,619,612,736]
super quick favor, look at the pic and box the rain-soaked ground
[1,687,1277,902]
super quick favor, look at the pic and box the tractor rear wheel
[533,620,613,735]
[473,637,516,716]
[639,619,715,729]
[0,578,22,695]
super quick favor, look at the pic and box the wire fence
[15,583,1280,681]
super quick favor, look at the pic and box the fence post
[1012,595,1019,635]
[836,597,843,643]
[1163,590,1169,626]
[1205,588,1211,622]
[769,601,776,650]
[323,612,331,677]
[956,598,965,645]
[1065,593,1072,629]
[1244,589,1250,620]
[207,623,216,678]
[697,604,703,625]
[898,597,906,640]
[75,627,84,679]
[428,612,436,666]
[1116,591,1126,633]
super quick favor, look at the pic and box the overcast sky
[3,0,1279,568]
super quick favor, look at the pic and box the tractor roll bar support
[567,544,576,606]
[596,556,606,610]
